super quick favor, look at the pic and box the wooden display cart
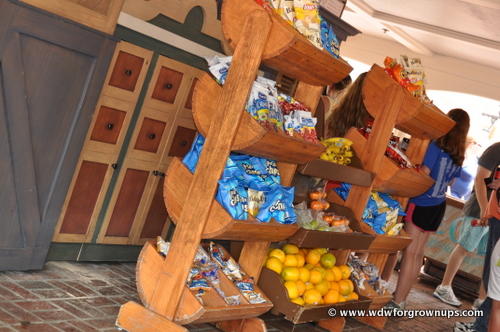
[336,64,454,329]
[116,0,354,331]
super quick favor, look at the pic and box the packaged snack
[233,154,270,190]
[279,0,296,25]
[293,0,322,49]
[256,186,296,224]
[216,178,248,220]
[182,133,205,173]
[247,188,267,217]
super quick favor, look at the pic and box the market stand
[116,0,455,331]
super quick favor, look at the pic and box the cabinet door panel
[105,168,150,237]
[108,50,145,92]
[90,105,127,144]
[143,56,193,113]
[133,117,167,153]
[167,126,197,157]
[139,178,170,240]
[151,66,183,103]
[102,41,153,103]
[59,160,109,235]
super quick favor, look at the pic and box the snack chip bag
[279,0,296,25]
[293,0,322,49]
[216,178,248,220]
[182,133,205,173]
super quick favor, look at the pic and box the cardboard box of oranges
[258,244,371,324]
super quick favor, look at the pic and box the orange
[312,267,327,280]
[309,191,323,200]
[283,280,299,299]
[320,253,336,269]
[323,289,340,304]
[337,295,346,303]
[262,257,267,267]
[283,254,298,267]
[265,257,282,274]
[281,266,300,282]
[324,268,335,282]
[303,289,322,305]
[314,248,328,255]
[310,200,323,210]
[268,248,285,263]
[295,254,305,267]
[282,244,299,255]
[304,263,315,270]
[304,282,314,290]
[329,281,340,291]
[331,266,342,281]
[338,280,352,296]
[298,267,311,283]
[306,250,321,265]
[295,280,306,296]
[345,292,359,301]
[299,248,309,257]
[291,297,305,306]
[309,269,323,285]
[314,280,329,296]
[345,279,355,293]
[338,264,351,279]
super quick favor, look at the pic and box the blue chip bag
[216,178,248,220]
[232,154,269,190]
[222,155,246,184]
[252,157,280,187]
[256,186,296,224]
[182,133,205,173]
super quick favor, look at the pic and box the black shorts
[405,201,447,232]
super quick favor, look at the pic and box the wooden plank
[116,301,188,332]
[216,317,267,332]
[149,10,273,320]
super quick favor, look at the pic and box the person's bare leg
[441,244,467,286]
[381,252,399,282]
[393,222,427,304]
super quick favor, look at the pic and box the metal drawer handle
[125,70,132,76]
[107,123,114,130]
[165,83,173,89]
[149,133,156,139]
[181,141,187,146]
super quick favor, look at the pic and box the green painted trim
[46,243,82,261]
[148,8,224,54]
[47,243,141,262]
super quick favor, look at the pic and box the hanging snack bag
[296,110,318,143]
[293,0,322,49]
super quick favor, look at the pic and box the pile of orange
[263,244,359,306]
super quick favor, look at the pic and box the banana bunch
[319,137,354,165]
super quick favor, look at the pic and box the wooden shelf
[296,158,375,188]
[258,267,371,324]
[221,0,352,87]
[345,128,434,197]
[362,64,455,140]
[164,157,299,242]
[192,73,325,164]
[136,242,273,325]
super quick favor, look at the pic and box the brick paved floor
[0,261,479,331]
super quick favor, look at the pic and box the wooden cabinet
[53,41,200,246]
